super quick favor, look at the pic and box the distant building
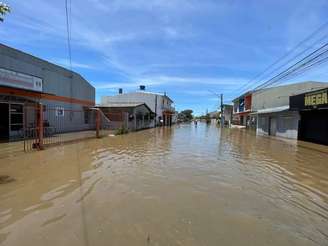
[208,111,219,119]
[97,103,155,131]
[101,86,175,126]
[0,44,95,141]
[222,104,233,125]
[290,87,328,145]
[252,81,327,140]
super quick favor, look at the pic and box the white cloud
[137,75,248,86]
[4,0,328,101]
[95,81,160,90]
[52,58,96,70]
[95,76,248,92]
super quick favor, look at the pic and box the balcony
[161,105,175,112]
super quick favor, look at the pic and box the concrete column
[133,109,137,130]
[96,109,100,138]
[147,113,150,128]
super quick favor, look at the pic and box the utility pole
[208,90,224,128]
[220,93,224,128]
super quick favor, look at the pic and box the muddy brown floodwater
[0,123,328,246]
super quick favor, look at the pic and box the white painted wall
[101,92,174,124]
[252,82,328,111]
[256,111,300,139]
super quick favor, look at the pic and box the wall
[252,82,328,111]
[41,100,96,133]
[101,92,172,124]
[99,105,154,131]
[0,44,96,137]
[0,44,95,102]
[257,111,300,139]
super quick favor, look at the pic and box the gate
[23,103,111,151]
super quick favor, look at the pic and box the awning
[233,110,251,115]
[252,105,289,115]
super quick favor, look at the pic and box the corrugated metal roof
[97,102,155,114]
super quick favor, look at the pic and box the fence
[100,110,154,131]
[23,103,111,151]
[101,111,129,130]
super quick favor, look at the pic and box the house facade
[232,91,255,128]
[0,44,95,141]
[290,87,328,145]
[97,103,155,131]
[101,86,175,127]
[252,81,328,140]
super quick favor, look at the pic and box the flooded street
[0,123,328,246]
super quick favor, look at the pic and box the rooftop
[104,91,174,103]
[97,102,145,108]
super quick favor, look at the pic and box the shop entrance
[299,110,328,145]
[0,103,9,140]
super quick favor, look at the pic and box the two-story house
[101,86,175,127]
[232,91,254,128]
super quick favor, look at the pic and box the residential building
[101,86,175,126]
[97,103,155,131]
[252,81,327,140]
[232,91,254,127]
[290,87,328,145]
[0,44,95,141]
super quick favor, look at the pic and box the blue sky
[1,0,328,115]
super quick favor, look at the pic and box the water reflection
[0,123,328,245]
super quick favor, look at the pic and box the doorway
[299,110,328,145]
[0,103,9,140]
[269,117,277,136]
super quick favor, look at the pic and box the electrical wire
[241,33,328,93]
[253,42,328,90]
[235,20,328,94]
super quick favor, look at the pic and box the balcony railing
[161,105,175,112]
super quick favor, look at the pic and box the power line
[254,42,328,90]
[270,59,328,88]
[242,33,328,93]
[235,19,328,93]
[255,45,328,89]
[268,54,328,87]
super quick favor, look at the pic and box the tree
[0,2,10,22]
[178,109,193,122]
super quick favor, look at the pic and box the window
[10,104,23,132]
[55,107,65,117]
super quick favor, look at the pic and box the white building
[252,81,328,139]
[101,86,175,126]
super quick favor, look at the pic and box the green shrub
[115,126,129,135]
